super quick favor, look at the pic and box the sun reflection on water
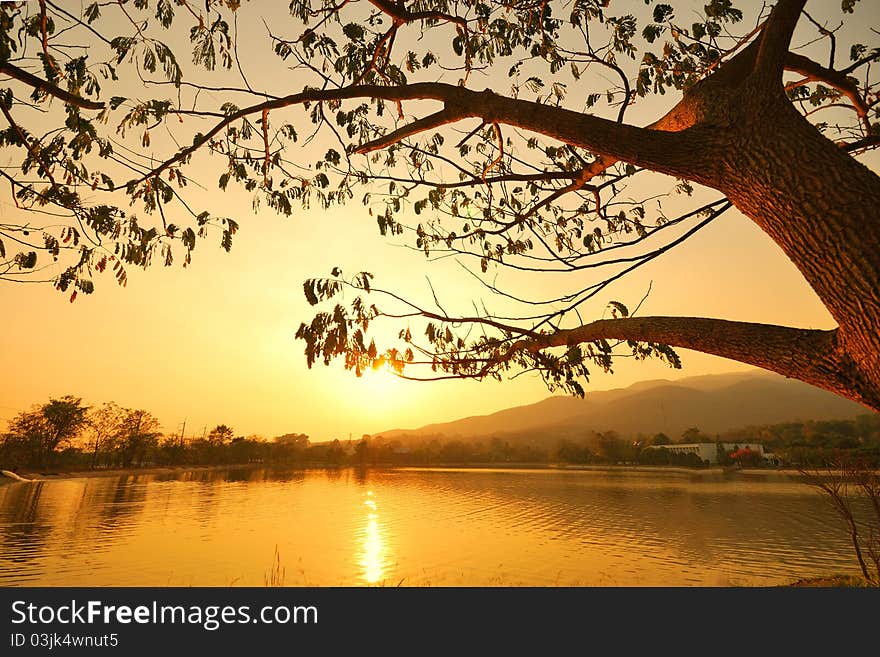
[360,490,385,584]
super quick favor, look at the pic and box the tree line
[3,395,879,473]
[365,415,880,468]
[0,395,318,471]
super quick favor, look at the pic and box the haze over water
[0,467,864,587]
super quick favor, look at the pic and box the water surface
[0,467,865,586]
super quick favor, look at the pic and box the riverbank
[788,575,873,587]
[1,463,264,483]
[1,461,823,483]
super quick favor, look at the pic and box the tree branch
[128,83,708,187]
[0,101,58,186]
[785,52,871,130]
[755,0,808,83]
[0,62,106,110]
[355,108,462,153]
[366,0,467,28]
[841,135,880,153]
[502,316,865,405]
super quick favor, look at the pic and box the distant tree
[855,415,880,445]
[639,445,671,466]
[8,396,89,467]
[157,433,187,466]
[354,437,370,465]
[228,434,265,464]
[730,447,762,468]
[5,409,45,467]
[85,401,123,469]
[489,437,514,463]
[596,431,625,463]
[207,424,235,446]
[556,439,593,464]
[41,396,90,461]
[274,433,310,449]
[116,408,161,468]
[680,427,712,443]
[717,442,734,467]
[327,439,345,465]
[440,440,473,463]
[651,433,672,446]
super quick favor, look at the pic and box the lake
[0,466,865,586]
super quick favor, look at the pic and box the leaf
[652,4,673,23]
[15,251,37,269]
[342,23,364,41]
[84,3,100,23]
[303,280,319,306]
[607,300,629,318]
[221,229,233,252]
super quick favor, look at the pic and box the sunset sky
[1,1,876,442]
[0,187,836,440]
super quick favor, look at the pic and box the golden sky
[0,1,876,441]
[0,194,837,440]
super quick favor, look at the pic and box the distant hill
[376,371,871,445]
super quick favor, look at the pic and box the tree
[804,457,880,585]
[1,1,879,409]
[275,433,310,449]
[729,446,762,467]
[115,408,161,467]
[85,401,124,468]
[5,407,46,467]
[7,395,89,467]
[680,427,711,443]
[207,424,234,445]
[650,433,672,446]
[596,430,625,462]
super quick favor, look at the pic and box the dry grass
[264,545,286,587]
[787,574,872,587]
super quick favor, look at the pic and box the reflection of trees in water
[159,467,307,485]
[322,467,345,483]
[262,469,306,485]
[224,467,257,483]
[0,469,867,585]
[352,466,370,486]
[0,483,49,566]
[94,476,149,533]
[0,477,151,579]
[50,476,152,552]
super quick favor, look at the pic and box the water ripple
[0,468,867,586]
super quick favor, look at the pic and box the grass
[264,546,286,587]
[787,574,874,587]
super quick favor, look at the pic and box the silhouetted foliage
[0,1,879,411]
[5,396,89,468]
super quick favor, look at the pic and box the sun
[359,364,406,397]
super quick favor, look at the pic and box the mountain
[376,371,871,445]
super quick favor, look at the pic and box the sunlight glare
[360,495,385,584]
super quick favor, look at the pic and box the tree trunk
[715,82,880,409]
